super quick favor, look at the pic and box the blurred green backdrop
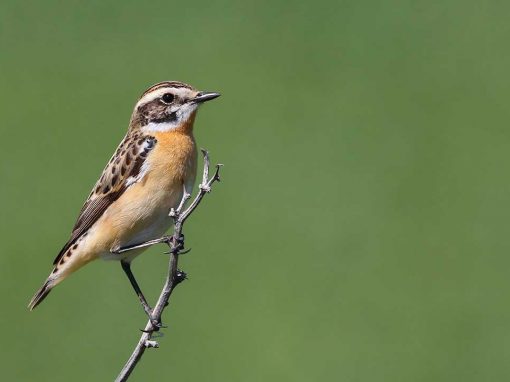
[1,0,510,380]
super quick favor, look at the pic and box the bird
[28,81,220,323]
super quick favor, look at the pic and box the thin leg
[114,236,171,254]
[113,234,186,255]
[120,261,157,323]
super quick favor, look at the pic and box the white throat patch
[141,120,179,133]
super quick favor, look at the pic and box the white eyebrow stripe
[136,87,193,108]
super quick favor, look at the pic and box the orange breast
[150,129,198,187]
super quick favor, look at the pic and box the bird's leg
[112,234,189,256]
[113,236,172,254]
[120,261,164,329]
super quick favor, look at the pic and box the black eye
[161,93,175,104]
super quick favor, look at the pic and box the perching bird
[28,81,220,323]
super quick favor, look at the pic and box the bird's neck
[129,111,197,136]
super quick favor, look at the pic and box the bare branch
[175,186,191,214]
[115,149,222,382]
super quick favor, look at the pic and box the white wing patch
[125,160,150,187]
[125,139,153,186]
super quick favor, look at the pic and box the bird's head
[129,81,220,133]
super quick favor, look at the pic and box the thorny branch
[115,149,222,382]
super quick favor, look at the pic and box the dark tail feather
[28,279,54,311]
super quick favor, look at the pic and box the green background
[1,0,509,380]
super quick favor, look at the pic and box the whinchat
[28,81,220,322]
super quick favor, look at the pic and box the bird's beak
[192,91,221,104]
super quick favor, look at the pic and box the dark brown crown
[140,81,194,98]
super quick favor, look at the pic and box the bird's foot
[176,233,185,248]
[140,313,167,333]
[151,317,167,330]
[172,234,185,253]
[176,269,187,284]
[164,234,191,255]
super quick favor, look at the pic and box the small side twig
[115,149,222,382]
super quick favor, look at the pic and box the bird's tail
[28,277,55,311]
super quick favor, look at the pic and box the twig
[115,149,222,382]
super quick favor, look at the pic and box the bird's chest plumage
[150,131,198,191]
[104,131,197,253]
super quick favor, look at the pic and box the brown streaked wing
[53,133,157,265]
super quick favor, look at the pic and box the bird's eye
[161,93,175,104]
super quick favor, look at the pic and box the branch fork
[115,149,222,382]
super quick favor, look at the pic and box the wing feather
[53,133,157,264]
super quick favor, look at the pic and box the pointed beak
[192,91,221,104]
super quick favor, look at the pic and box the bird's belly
[97,174,186,261]
[124,213,171,247]
[100,213,172,261]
